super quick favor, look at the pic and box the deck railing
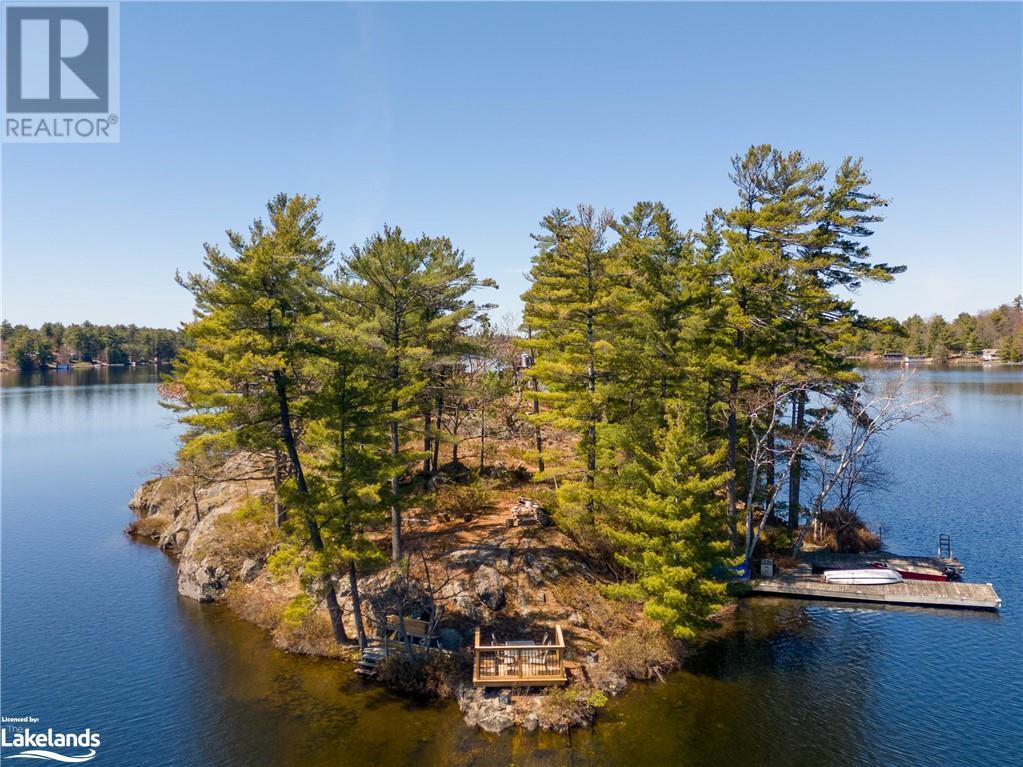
[471,625,567,687]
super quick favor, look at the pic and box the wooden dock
[748,573,1002,611]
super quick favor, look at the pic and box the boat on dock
[823,568,902,585]
[868,561,959,582]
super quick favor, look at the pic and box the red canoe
[868,561,956,581]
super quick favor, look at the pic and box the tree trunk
[726,371,739,553]
[788,391,806,530]
[527,329,545,473]
[423,409,433,474]
[390,411,402,561]
[532,377,545,473]
[479,399,486,474]
[744,438,758,558]
[432,393,442,471]
[586,310,597,518]
[348,560,367,651]
[388,345,401,560]
[272,448,285,527]
[272,369,349,645]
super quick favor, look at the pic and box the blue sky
[2,1,1020,329]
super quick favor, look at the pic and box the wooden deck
[472,625,567,687]
[749,573,1002,611]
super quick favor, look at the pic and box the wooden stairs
[355,641,386,678]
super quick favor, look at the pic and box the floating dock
[749,573,1002,611]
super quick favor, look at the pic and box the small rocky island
[128,153,941,733]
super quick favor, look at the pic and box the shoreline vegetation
[103,144,1016,731]
[0,321,184,372]
[843,297,1023,364]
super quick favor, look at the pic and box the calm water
[2,367,1021,766]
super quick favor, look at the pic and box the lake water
[2,367,1021,766]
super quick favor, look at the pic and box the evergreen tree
[302,308,391,651]
[716,146,823,545]
[521,205,620,534]
[927,315,952,360]
[611,202,696,441]
[174,193,352,644]
[603,401,732,638]
[783,155,899,529]
[336,226,494,560]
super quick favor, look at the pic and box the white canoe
[822,568,903,585]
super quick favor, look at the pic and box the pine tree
[336,226,494,560]
[611,202,694,439]
[603,401,732,639]
[716,146,823,547]
[784,156,900,528]
[521,205,620,534]
[174,193,352,644]
[302,302,392,650]
[715,147,901,543]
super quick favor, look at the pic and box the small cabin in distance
[981,348,1000,362]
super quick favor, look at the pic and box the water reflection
[1,366,169,389]
[1,367,1019,767]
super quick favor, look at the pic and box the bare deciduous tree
[792,369,943,554]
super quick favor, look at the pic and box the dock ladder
[938,534,953,560]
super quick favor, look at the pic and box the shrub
[376,651,469,698]
[536,687,604,731]
[126,513,170,539]
[225,582,284,630]
[598,624,679,681]
[434,482,493,520]
[266,542,304,583]
[225,583,346,658]
[814,509,882,553]
[272,607,346,657]
[282,594,314,627]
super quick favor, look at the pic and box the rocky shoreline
[127,456,683,733]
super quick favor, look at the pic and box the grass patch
[225,583,346,658]
[225,582,285,631]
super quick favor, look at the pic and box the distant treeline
[845,297,1023,361]
[0,320,184,371]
